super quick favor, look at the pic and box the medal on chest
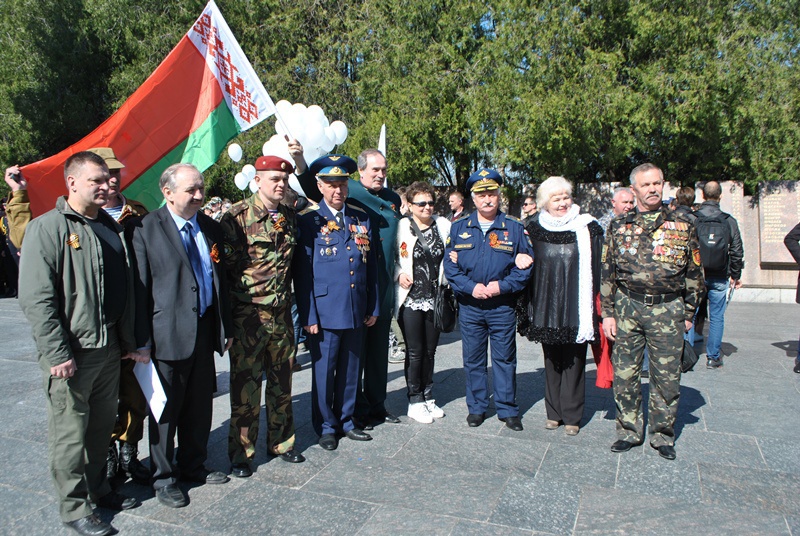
[350,223,370,262]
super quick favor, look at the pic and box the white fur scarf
[538,204,596,344]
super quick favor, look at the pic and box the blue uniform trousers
[459,303,518,418]
[308,327,363,436]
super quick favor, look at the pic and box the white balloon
[303,146,322,165]
[306,122,325,149]
[307,104,324,117]
[321,127,336,152]
[242,164,256,181]
[330,121,348,145]
[291,102,308,117]
[234,172,249,190]
[227,143,243,163]
[248,178,259,193]
[276,100,293,115]
[263,135,293,162]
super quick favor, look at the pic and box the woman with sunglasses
[394,181,451,423]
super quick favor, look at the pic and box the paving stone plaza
[1,298,799,535]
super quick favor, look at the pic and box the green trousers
[228,303,296,464]
[44,336,120,522]
[612,293,683,447]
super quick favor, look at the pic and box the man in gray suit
[129,163,232,508]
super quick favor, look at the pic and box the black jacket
[694,201,744,280]
[784,222,800,303]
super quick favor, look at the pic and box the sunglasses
[523,202,535,206]
[411,201,435,207]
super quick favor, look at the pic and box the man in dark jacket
[694,181,744,369]
[784,222,800,373]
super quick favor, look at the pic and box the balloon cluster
[227,101,349,193]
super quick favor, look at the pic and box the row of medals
[618,224,688,263]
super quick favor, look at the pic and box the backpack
[693,211,731,272]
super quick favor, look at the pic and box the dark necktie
[335,211,343,227]
[181,221,209,316]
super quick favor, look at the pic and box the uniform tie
[335,211,343,227]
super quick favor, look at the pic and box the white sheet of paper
[133,360,167,422]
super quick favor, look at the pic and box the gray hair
[612,186,632,200]
[629,163,663,186]
[159,163,202,192]
[536,176,573,210]
[357,148,385,171]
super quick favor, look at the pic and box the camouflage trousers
[228,302,296,464]
[612,292,683,447]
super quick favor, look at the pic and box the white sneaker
[407,402,433,424]
[425,400,445,418]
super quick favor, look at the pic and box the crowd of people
[0,143,763,536]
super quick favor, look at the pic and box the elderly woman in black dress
[518,176,603,435]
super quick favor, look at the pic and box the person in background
[521,195,538,226]
[84,147,151,487]
[597,187,634,233]
[449,190,470,222]
[784,222,800,373]
[693,181,743,369]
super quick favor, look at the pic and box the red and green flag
[22,0,274,215]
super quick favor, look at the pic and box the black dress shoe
[319,434,338,450]
[231,462,252,478]
[500,416,523,431]
[180,468,229,485]
[371,410,400,424]
[274,449,305,463]
[156,484,188,508]
[64,514,113,536]
[95,490,139,510]
[351,416,374,431]
[346,428,373,441]
[655,444,676,460]
[466,413,485,427]
[794,363,800,374]
[610,439,642,453]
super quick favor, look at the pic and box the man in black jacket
[694,181,744,369]
[784,222,800,373]
[129,163,233,508]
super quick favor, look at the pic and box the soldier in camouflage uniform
[220,155,306,478]
[600,163,704,460]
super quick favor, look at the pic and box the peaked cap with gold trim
[467,168,503,192]
[309,154,358,181]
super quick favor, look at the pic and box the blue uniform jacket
[294,200,380,330]
[444,211,533,307]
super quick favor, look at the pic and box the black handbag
[681,339,699,373]
[409,219,458,333]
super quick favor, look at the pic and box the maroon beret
[255,156,294,172]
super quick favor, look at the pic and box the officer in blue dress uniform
[444,169,533,430]
[294,155,380,451]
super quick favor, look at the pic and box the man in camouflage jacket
[601,163,704,460]
[220,155,306,477]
